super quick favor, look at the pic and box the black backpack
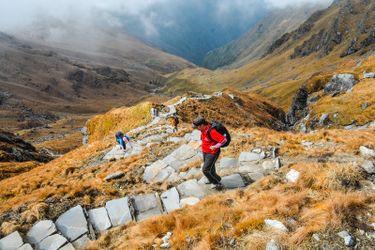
[207,121,231,147]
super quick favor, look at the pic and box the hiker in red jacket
[193,117,227,190]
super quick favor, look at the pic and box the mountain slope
[164,0,374,109]
[203,4,325,69]
[0,28,194,131]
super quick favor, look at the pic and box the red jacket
[201,124,226,154]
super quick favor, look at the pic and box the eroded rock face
[286,86,309,126]
[0,131,53,163]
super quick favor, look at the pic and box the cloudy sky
[0,0,333,63]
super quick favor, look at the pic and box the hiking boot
[211,183,224,191]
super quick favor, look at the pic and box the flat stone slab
[184,168,201,179]
[221,174,245,189]
[27,220,56,244]
[60,243,75,250]
[219,157,238,169]
[161,187,180,213]
[177,179,206,199]
[56,205,88,241]
[0,231,23,249]
[106,197,133,227]
[153,166,176,183]
[133,193,163,221]
[172,144,197,161]
[37,234,67,250]
[104,171,125,181]
[248,172,264,181]
[239,152,265,163]
[144,160,168,183]
[361,160,375,174]
[18,244,33,250]
[239,163,264,174]
[103,146,126,160]
[180,197,200,207]
[72,234,90,250]
[88,207,112,232]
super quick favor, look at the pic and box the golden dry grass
[87,102,152,142]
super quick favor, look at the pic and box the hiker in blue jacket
[115,131,131,151]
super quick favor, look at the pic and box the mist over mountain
[0,0,332,66]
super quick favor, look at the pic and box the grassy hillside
[163,0,374,111]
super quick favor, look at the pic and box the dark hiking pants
[202,150,221,185]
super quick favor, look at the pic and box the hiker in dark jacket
[193,117,227,190]
[115,131,131,151]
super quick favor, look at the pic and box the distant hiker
[193,117,231,190]
[172,115,179,133]
[115,131,131,151]
[151,104,159,118]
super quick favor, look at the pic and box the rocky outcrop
[0,131,53,163]
[286,87,309,126]
[323,74,357,94]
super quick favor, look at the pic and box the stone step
[0,231,24,249]
[26,220,56,245]
[88,207,112,233]
[221,174,246,189]
[55,205,89,242]
[177,179,206,199]
[105,197,133,227]
[37,234,68,250]
[133,193,163,221]
[160,187,180,213]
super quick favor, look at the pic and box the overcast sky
[0,0,333,34]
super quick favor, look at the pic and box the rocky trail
[1,93,375,250]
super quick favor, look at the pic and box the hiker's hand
[210,146,217,150]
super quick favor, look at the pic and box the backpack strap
[206,127,219,143]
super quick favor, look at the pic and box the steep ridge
[163,0,374,110]
[203,4,324,69]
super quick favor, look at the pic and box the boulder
[266,239,279,250]
[72,234,90,250]
[198,176,210,184]
[55,205,88,241]
[264,219,288,232]
[318,113,330,126]
[361,160,375,174]
[143,160,168,183]
[364,72,375,78]
[88,207,112,232]
[0,231,23,249]
[180,197,200,207]
[324,74,357,94]
[248,172,264,181]
[239,163,264,174]
[37,234,67,250]
[262,158,281,174]
[359,146,375,158]
[177,179,206,199]
[133,193,163,221]
[27,220,56,244]
[221,174,245,189]
[219,157,238,169]
[239,152,265,163]
[103,146,126,160]
[104,171,124,181]
[105,197,133,227]
[18,244,33,250]
[286,169,300,183]
[161,187,180,213]
[337,230,356,247]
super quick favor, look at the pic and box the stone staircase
[0,93,282,250]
